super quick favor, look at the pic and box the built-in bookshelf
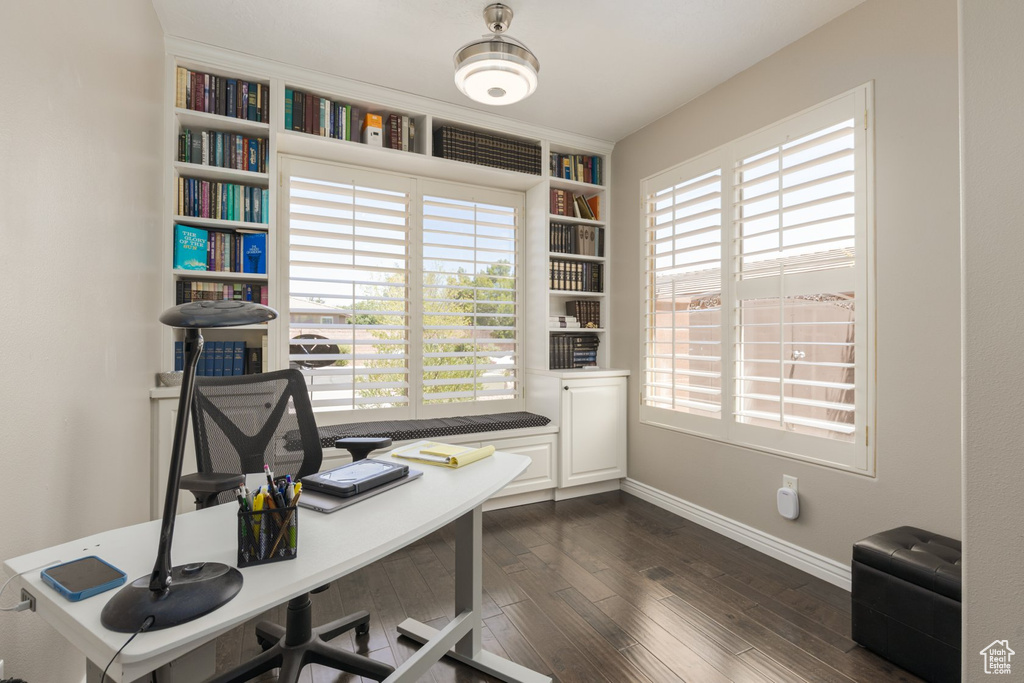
[525,146,611,371]
[163,61,275,376]
[160,41,615,382]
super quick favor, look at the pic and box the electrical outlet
[783,475,798,493]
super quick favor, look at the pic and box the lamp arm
[149,328,203,593]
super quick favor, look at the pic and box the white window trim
[638,83,876,475]
[278,155,526,424]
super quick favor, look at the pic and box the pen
[269,490,301,558]
[285,475,295,505]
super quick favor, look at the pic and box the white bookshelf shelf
[548,176,605,192]
[172,269,268,281]
[548,290,605,297]
[173,162,269,184]
[174,108,270,134]
[548,214,604,227]
[171,215,269,231]
[548,252,605,263]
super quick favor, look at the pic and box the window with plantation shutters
[641,85,874,473]
[281,159,523,420]
[285,165,412,415]
[421,187,519,405]
[643,164,725,424]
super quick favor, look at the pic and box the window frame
[278,156,526,423]
[638,83,875,475]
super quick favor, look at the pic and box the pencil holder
[237,504,298,568]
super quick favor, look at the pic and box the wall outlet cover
[783,475,798,493]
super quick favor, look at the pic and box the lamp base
[100,562,242,633]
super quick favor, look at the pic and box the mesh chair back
[191,369,322,506]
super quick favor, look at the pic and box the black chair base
[208,593,394,683]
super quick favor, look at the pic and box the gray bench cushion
[317,411,551,450]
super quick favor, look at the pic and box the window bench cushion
[316,412,552,450]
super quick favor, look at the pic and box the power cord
[0,560,61,612]
[100,615,156,683]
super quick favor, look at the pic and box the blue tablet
[41,556,126,602]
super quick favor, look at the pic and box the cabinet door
[489,434,557,497]
[559,377,627,487]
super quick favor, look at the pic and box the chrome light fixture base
[454,4,539,106]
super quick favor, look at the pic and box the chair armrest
[335,437,393,461]
[180,472,246,509]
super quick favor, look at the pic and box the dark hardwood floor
[213,491,921,682]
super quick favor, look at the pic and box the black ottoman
[852,526,961,682]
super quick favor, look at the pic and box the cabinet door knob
[564,386,569,390]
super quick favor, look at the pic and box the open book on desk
[391,441,495,468]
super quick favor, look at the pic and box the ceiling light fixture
[454,3,539,106]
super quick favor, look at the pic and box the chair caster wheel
[356,622,369,636]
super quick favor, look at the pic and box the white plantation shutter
[640,85,873,472]
[420,184,519,406]
[643,161,725,426]
[285,165,412,414]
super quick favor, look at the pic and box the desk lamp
[101,300,277,632]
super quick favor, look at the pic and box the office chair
[179,369,395,683]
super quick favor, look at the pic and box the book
[231,341,245,376]
[391,441,495,469]
[242,233,267,273]
[363,113,383,146]
[246,346,263,375]
[174,225,208,270]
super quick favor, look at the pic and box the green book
[173,224,208,270]
[284,88,293,131]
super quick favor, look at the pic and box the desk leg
[394,506,550,683]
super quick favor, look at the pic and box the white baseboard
[620,478,851,591]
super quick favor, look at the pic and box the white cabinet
[527,369,628,488]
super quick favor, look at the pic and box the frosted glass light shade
[454,38,539,106]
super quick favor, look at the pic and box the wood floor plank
[739,647,814,683]
[593,595,734,683]
[211,493,919,683]
[383,554,447,624]
[502,598,612,683]
[525,543,616,603]
[482,612,553,678]
[506,561,654,683]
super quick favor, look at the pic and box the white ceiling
[151,0,864,143]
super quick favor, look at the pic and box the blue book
[173,224,208,270]
[285,88,293,131]
[212,341,225,377]
[174,341,184,372]
[248,139,258,172]
[203,343,215,377]
[242,233,267,273]
[232,341,245,376]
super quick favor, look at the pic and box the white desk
[4,450,550,683]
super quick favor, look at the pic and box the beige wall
[610,0,961,563]
[0,0,163,679]
[960,1,1024,678]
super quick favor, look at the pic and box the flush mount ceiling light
[454,3,539,106]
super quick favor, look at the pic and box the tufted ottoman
[852,526,962,682]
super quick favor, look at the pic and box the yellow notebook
[392,441,495,468]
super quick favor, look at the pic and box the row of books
[550,259,604,292]
[175,67,270,123]
[550,153,604,186]
[433,126,541,176]
[177,178,270,224]
[550,189,600,220]
[549,334,600,370]
[565,300,601,328]
[550,221,605,257]
[177,128,268,174]
[173,224,267,274]
[174,340,263,376]
[176,279,269,306]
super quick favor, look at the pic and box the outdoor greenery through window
[283,160,521,419]
[641,85,873,473]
